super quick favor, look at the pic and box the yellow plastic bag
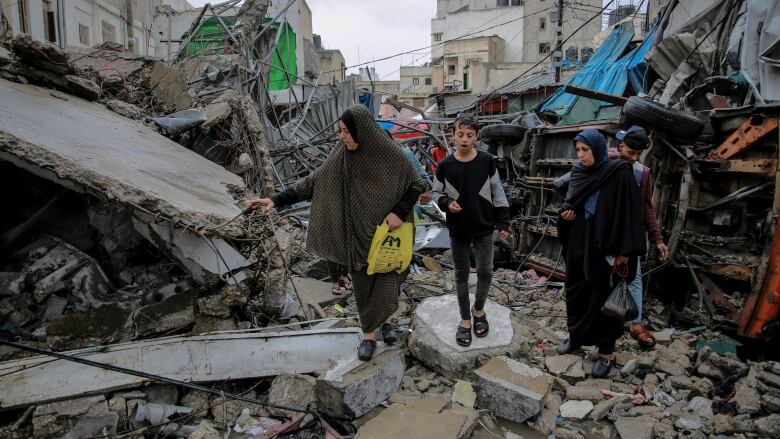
[366,222,414,275]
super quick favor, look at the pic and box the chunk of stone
[590,397,618,421]
[763,393,780,413]
[545,354,585,378]
[473,356,552,423]
[760,371,780,388]
[735,386,761,414]
[149,61,193,111]
[708,353,746,375]
[565,386,603,402]
[105,99,143,119]
[408,295,527,378]
[674,417,702,430]
[268,373,316,418]
[181,390,211,417]
[559,400,593,419]
[690,377,713,398]
[696,362,726,381]
[451,380,476,408]
[188,420,221,439]
[713,414,734,435]
[133,291,197,337]
[197,294,232,318]
[316,346,404,418]
[657,358,687,377]
[191,316,237,334]
[201,101,232,130]
[65,75,100,101]
[46,303,132,350]
[32,396,108,439]
[653,419,676,439]
[754,414,780,437]
[614,415,655,439]
[686,396,713,419]
[11,34,70,74]
[356,400,476,439]
[620,359,638,376]
[62,413,118,439]
[417,379,431,392]
[528,392,561,436]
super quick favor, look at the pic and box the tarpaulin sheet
[541,22,635,119]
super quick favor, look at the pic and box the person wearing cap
[614,125,669,348]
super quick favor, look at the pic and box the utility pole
[554,0,564,83]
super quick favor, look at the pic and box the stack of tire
[620,96,705,143]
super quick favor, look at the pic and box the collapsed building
[1,0,780,438]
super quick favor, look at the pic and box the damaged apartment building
[2,0,780,439]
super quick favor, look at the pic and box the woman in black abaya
[557,129,646,378]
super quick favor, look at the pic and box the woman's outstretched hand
[246,198,275,212]
[561,210,576,221]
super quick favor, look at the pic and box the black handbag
[601,264,639,322]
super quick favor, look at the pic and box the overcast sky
[187,1,643,80]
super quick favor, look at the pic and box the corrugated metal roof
[492,70,575,95]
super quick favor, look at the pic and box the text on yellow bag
[366,222,414,275]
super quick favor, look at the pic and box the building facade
[314,33,346,84]
[430,0,603,93]
[0,0,182,56]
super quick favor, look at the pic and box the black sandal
[456,325,472,347]
[357,339,376,361]
[472,310,489,338]
[381,323,397,345]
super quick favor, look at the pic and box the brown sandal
[630,324,656,348]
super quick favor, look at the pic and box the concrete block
[473,356,552,423]
[133,291,197,337]
[316,346,405,418]
[545,354,585,378]
[268,373,316,418]
[356,400,476,439]
[408,294,528,378]
[451,380,476,408]
[559,400,593,419]
[615,415,655,439]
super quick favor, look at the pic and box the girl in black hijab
[557,129,646,378]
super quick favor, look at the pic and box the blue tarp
[540,22,657,122]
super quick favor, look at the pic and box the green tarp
[181,18,297,91]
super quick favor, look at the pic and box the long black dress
[557,164,646,352]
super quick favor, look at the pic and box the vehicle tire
[621,96,704,142]
[480,124,527,145]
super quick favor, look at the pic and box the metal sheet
[0,328,362,410]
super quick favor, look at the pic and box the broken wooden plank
[0,328,361,410]
[562,85,628,106]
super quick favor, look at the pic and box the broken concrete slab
[615,415,655,439]
[201,101,232,130]
[268,373,316,418]
[149,62,193,111]
[409,294,528,378]
[546,354,585,378]
[105,99,143,120]
[32,395,108,439]
[0,328,361,410]
[10,34,70,75]
[356,397,477,439]
[133,290,197,337]
[451,380,476,408]
[64,75,100,101]
[46,303,133,350]
[473,356,553,423]
[560,400,593,419]
[316,345,404,418]
[290,276,351,308]
[132,218,250,285]
[0,78,245,235]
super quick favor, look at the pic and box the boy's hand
[246,198,275,212]
[448,201,462,213]
[615,255,629,266]
[561,210,576,221]
[498,230,510,240]
[385,212,403,231]
[656,242,669,262]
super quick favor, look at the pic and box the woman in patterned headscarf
[247,105,424,361]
